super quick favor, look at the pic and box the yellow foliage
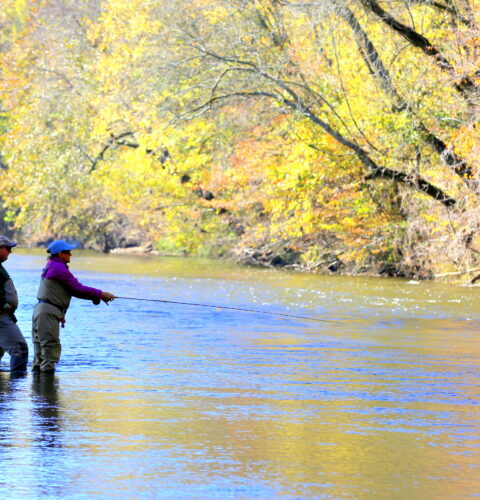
[0,0,478,274]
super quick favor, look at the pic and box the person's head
[0,235,17,263]
[47,240,77,263]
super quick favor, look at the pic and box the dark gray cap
[0,235,17,247]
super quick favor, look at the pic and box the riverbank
[107,242,474,283]
[15,228,477,284]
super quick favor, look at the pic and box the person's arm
[0,267,9,310]
[45,259,114,303]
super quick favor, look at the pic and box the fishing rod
[115,296,341,325]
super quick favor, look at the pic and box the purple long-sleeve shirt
[42,256,102,300]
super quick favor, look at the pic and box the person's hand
[100,291,115,304]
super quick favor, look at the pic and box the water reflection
[0,371,17,405]
[31,373,62,449]
[0,253,478,498]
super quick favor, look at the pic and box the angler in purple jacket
[32,240,115,373]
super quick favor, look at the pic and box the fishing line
[115,296,341,324]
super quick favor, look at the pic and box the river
[0,250,479,499]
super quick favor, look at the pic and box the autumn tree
[152,0,479,273]
[0,0,478,276]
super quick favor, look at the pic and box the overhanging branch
[358,0,478,96]
[192,90,456,207]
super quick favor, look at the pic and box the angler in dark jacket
[0,235,28,373]
[32,239,115,373]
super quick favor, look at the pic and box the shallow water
[1,251,479,499]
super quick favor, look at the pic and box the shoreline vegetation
[0,1,478,283]
[19,236,479,284]
[110,244,480,283]
[11,232,480,284]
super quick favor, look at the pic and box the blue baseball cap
[47,239,77,255]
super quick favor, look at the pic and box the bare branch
[358,0,478,96]
[88,132,137,173]
[336,4,475,188]
[189,89,456,207]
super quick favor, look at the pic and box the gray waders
[32,277,71,373]
[0,314,28,372]
[0,275,28,372]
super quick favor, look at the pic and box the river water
[0,251,479,499]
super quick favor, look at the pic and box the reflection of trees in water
[0,371,12,407]
[0,370,28,401]
[0,373,15,454]
[0,372,30,451]
[31,373,62,449]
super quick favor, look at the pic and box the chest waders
[32,278,72,373]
